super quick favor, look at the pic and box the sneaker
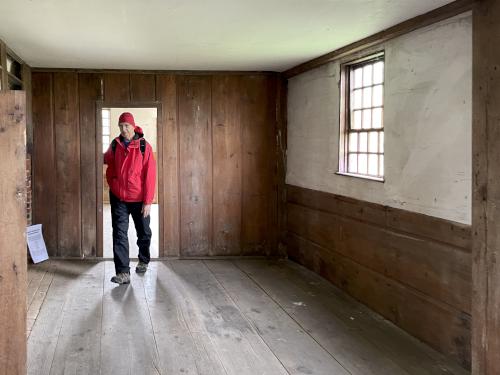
[136,261,148,273]
[110,272,130,284]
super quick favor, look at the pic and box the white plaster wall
[286,13,472,224]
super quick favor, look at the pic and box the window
[6,54,23,90]
[339,53,384,180]
[102,109,111,152]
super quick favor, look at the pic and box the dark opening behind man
[104,112,156,284]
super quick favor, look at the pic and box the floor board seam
[164,260,230,375]
[231,259,358,375]
[202,259,293,375]
[140,264,165,375]
[27,262,57,341]
[27,264,48,309]
[47,263,72,375]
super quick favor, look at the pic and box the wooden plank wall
[286,184,472,369]
[32,71,284,258]
[0,91,27,374]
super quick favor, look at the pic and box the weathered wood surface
[54,72,81,257]
[130,73,156,102]
[212,75,242,255]
[27,259,467,375]
[32,73,57,254]
[241,75,275,255]
[103,73,130,102]
[79,73,102,257]
[0,91,27,375]
[33,72,281,258]
[472,0,500,373]
[156,74,179,257]
[286,184,472,369]
[178,75,213,256]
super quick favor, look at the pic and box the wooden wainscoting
[286,184,472,369]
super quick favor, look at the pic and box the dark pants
[110,191,151,274]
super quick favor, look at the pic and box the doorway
[96,105,161,259]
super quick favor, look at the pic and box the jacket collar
[116,133,142,148]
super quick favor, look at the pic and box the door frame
[95,101,164,258]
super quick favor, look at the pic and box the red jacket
[104,132,156,204]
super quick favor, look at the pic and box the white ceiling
[0,0,454,72]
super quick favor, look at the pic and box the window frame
[102,108,112,154]
[338,51,385,182]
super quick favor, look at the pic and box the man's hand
[142,204,152,218]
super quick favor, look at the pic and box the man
[104,112,156,284]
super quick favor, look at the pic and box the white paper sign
[27,224,49,263]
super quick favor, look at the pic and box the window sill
[335,171,385,183]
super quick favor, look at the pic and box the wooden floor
[27,259,469,375]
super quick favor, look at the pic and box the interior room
[0,0,498,374]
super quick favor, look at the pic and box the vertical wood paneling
[0,91,27,375]
[212,75,242,255]
[104,73,130,102]
[130,73,156,102]
[32,71,280,258]
[79,73,102,257]
[32,72,57,254]
[54,72,81,256]
[241,75,274,255]
[472,0,500,373]
[178,75,212,256]
[156,74,180,256]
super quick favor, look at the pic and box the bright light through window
[340,54,385,179]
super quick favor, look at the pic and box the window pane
[349,133,358,152]
[363,87,372,108]
[379,155,384,176]
[103,127,110,136]
[354,68,363,89]
[368,154,378,176]
[359,154,368,174]
[103,135,109,147]
[363,65,373,86]
[373,61,384,84]
[373,85,383,107]
[348,154,358,173]
[372,108,383,129]
[103,118,110,128]
[352,110,362,129]
[359,132,368,152]
[379,131,384,153]
[102,109,110,119]
[368,132,378,153]
[353,89,362,109]
[362,109,372,129]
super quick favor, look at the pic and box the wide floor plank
[166,259,289,375]
[204,259,350,375]
[143,262,228,374]
[100,261,161,374]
